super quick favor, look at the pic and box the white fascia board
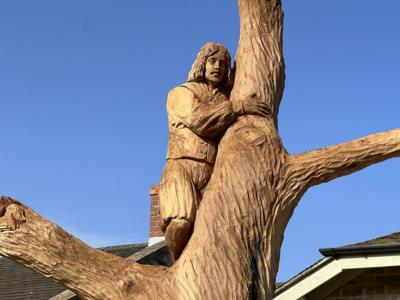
[274,259,341,300]
[274,253,400,300]
[339,253,400,269]
[148,236,165,246]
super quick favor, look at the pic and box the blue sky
[1,1,399,282]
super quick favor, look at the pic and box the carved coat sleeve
[167,86,237,138]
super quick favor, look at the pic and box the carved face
[205,51,227,88]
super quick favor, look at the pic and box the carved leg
[165,218,192,263]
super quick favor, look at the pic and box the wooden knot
[235,126,267,147]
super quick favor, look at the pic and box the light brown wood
[159,43,269,262]
[0,196,173,300]
[0,1,399,299]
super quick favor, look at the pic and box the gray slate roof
[348,232,400,247]
[320,232,400,257]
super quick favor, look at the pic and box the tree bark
[0,1,399,299]
[0,196,173,300]
[288,129,400,190]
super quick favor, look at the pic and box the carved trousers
[159,158,213,231]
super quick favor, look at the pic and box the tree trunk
[0,1,399,299]
[174,2,287,298]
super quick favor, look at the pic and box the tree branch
[0,196,168,300]
[286,129,400,192]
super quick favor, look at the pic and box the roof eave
[320,243,400,257]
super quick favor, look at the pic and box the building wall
[326,267,400,300]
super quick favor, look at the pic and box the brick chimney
[148,184,165,246]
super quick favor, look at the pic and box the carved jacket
[166,82,236,164]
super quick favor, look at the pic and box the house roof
[0,243,147,300]
[274,232,400,299]
[100,243,148,258]
[348,232,400,247]
[0,257,66,300]
[320,232,400,257]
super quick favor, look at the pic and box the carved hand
[233,96,270,118]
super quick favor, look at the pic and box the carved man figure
[160,42,269,262]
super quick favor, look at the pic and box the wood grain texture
[232,0,285,125]
[0,0,399,299]
[0,196,174,300]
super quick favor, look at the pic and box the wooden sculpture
[0,1,399,299]
[160,42,269,263]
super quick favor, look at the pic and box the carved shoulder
[166,85,196,117]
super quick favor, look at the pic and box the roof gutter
[320,243,400,257]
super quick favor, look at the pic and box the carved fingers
[234,93,271,118]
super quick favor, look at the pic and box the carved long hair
[188,42,234,96]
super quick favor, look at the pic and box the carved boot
[165,218,192,263]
